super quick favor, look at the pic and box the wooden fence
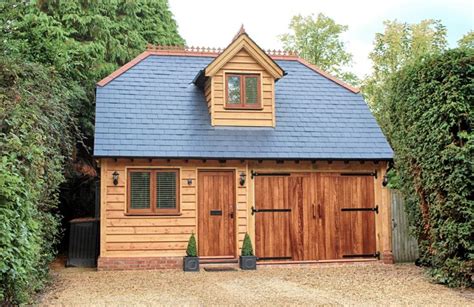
[391,191,419,263]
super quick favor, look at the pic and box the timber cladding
[99,158,393,267]
[210,49,275,127]
[100,159,248,259]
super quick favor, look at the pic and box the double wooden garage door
[255,173,377,261]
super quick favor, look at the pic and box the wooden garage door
[254,174,310,261]
[315,174,377,260]
[255,172,377,261]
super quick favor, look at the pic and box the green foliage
[0,0,184,138]
[386,48,473,287]
[241,233,254,256]
[458,31,474,49]
[186,233,197,257]
[279,13,358,86]
[0,3,184,302]
[362,19,448,137]
[0,57,77,303]
[385,168,400,190]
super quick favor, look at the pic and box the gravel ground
[38,263,473,306]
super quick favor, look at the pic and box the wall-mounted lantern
[239,172,246,187]
[112,171,119,186]
[187,178,193,186]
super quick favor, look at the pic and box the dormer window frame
[224,71,263,110]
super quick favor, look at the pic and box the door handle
[312,204,316,218]
[230,211,234,219]
[318,203,322,219]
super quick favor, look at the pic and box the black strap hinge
[341,205,378,214]
[251,170,291,179]
[340,170,377,178]
[251,206,292,215]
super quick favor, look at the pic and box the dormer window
[225,73,261,109]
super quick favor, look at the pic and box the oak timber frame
[98,158,393,265]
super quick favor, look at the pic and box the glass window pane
[130,172,150,209]
[227,76,241,104]
[156,172,176,209]
[245,77,258,104]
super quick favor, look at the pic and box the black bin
[67,218,100,267]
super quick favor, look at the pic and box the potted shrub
[183,233,199,272]
[239,233,257,270]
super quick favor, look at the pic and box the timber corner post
[380,163,394,264]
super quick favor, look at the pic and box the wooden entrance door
[198,170,235,257]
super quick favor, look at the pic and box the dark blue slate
[94,55,393,160]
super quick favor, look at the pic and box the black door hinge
[251,170,291,179]
[340,170,377,178]
[251,206,292,215]
[341,205,378,214]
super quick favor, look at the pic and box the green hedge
[0,58,77,304]
[386,48,473,287]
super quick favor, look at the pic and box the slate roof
[94,54,393,160]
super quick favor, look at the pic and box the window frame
[224,73,262,109]
[126,168,180,216]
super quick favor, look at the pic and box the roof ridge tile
[97,46,359,93]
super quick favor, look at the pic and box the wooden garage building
[94,29,394,270]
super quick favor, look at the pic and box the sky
[168,0,473,78]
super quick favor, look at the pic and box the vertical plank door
[254,176,292,260]
[254,175,309,261]
[316,174,377,260]
[198,170,235,257]
[339,175,377,258]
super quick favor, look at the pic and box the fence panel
[391,191,419,262]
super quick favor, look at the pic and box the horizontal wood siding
[100,159,392,262]
[101,159,248,258]
[204,78,212,116]
[212,49,275,127]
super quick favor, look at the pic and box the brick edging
[97,256,182,271]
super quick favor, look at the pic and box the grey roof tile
[94,55,393,160]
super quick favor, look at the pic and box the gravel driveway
[38,263,472,306]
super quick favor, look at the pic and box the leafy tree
[0,0,184,230]
[0,0,184,137]
[280,13,358,85]
[0,0,184,303]
[458,31,474,49]
[0,57,77,304]
[362,19,447,137]
[385,48,473,287]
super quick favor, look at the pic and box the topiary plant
[241,233,254,256]
[186,233,197,257]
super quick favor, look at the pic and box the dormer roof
[202,27,285,79]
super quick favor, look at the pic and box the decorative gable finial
[232,24,246,41]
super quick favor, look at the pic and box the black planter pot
[239,256,257,270]
[183,256,199,272]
